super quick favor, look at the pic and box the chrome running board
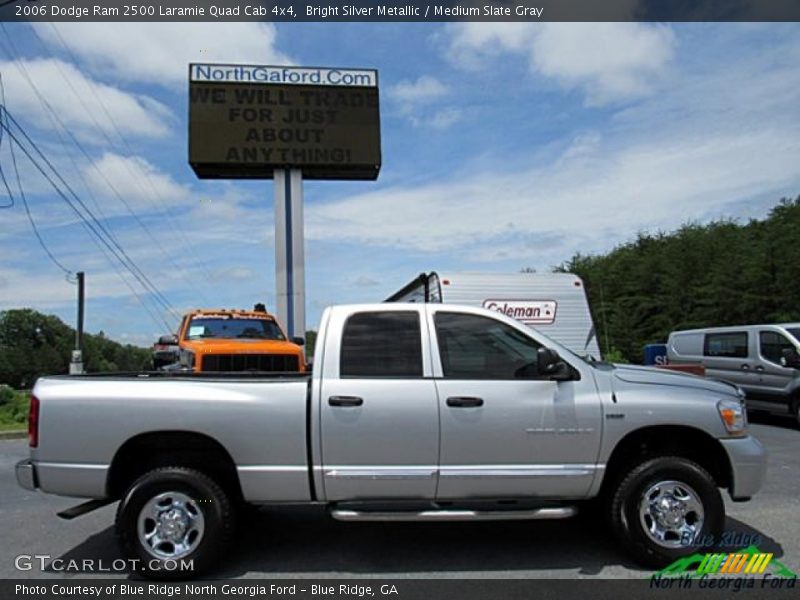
[330,506,577,522]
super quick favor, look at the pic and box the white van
[667,323,800,423]
[386,271,601,360]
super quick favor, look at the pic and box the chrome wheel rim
[137,491,205,560]
[639,480,704,548]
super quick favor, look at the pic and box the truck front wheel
[115,467,235,579]
[609,456,724,568]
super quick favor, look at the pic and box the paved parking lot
[1,416,798,580]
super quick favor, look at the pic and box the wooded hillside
[0,309,151,388]
[558,197,800,362]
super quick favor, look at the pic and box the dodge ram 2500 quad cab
[17,303,766,578]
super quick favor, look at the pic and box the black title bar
[2,0,800,22]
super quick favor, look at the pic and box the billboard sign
[189,64,381,180]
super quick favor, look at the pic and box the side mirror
[158,334,178,345]
[537,347,573,381]
[781,348,800,368]
[292,336,305,346]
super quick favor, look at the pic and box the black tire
[609,456,724,568]
[115,466,235,579]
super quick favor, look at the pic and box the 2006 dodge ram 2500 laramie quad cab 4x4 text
[16,304,766,578]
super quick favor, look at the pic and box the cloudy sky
[0,22,798,346]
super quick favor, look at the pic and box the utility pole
[69,271,85,375]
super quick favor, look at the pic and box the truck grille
[201,353,299,372]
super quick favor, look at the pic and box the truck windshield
[186,318,286,341]
[787,328,800,344]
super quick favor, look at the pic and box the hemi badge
[606,413,625,420]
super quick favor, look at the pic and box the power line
[0,35,137,270]
[0,70,172,328]
[29,25,212,304]
[0,74,12,209]
[1,102,169,328]
[6,108,177,315]
[44,23,216,288]
[0,73,71,274]
[0,29,175,320]
[0,109,178,328]
[0,105,74,278]
[0,74,175,331]
[0,101,170,329]
[2,25,205,310]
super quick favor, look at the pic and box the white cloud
[0,58,172,141]
[445,23,531,67]
[389,75,461,129]
[307,122,800,259]
[529,24,675,104]
[35,22,293,89]
[389,75,449,104]
[446,23,676,105]
[426,108,463,130]
[83,153,190,209]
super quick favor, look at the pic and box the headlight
[180,350,195,368]
[718,398,747,435]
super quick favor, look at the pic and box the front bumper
[16,459,38,491]
[720,435,767,501]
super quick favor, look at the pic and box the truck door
[319,308,439,501]
[429,308,601,500]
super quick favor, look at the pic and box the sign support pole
[274,168,305,341]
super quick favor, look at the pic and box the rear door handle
[741,364,750,370]
[446,396,484,408]
[755,366,765,372]
[328,396,363,407]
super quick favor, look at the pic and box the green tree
[0,309,151,388]
[556,196,800,363]
[305,330,318,358]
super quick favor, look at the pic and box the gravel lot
[1,416,798,580]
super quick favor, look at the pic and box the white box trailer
[386,271,602,360]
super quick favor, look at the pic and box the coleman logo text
[482,300,557,325]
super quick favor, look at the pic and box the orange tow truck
[176,306,305,372]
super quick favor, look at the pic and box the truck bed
[29,374,313,502]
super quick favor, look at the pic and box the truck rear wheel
[115,467,235,579]
[609,456,724,568]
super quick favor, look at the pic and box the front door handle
[741,364,750,370]
[446,396,484,408]
[755,366,765,372]
[328,396,364,407]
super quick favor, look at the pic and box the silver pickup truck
[17,303,766,578]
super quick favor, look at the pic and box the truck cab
[177,308,305,372]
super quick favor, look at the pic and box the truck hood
[611,364,741,397]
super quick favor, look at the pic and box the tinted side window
[434,312,541,379]
[704,332,748,358]
[759,331,794,365]
[340,312,422,377]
